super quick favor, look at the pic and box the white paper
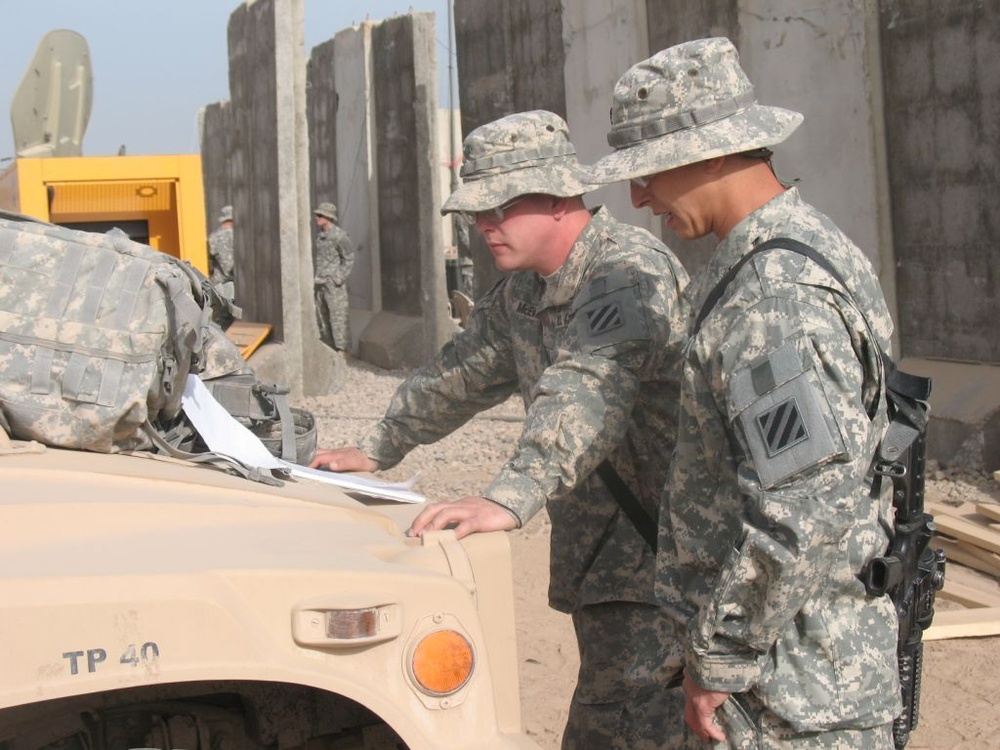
[181,375,425,503]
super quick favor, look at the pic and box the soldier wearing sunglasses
[311,109,693,748]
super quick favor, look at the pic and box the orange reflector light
[410,629,475,696]
[326,608,379,640]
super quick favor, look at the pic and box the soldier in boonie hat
[313,201,338,222]
[441,109,596,220]
[600,39,901,749]
[312,109,695,749]
[591,36,802,183]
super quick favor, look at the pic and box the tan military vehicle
[0,432,539,749]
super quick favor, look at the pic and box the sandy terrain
[309,359,1000,749]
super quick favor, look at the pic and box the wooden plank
[223,321,272,359]
[937,578,1000,609]
[928,500,1000,531]
[929,512,1000,555]
[932,537,1000,578]
[976,502,1000,525]
[924,607,1000,641]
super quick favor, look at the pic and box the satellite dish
[11,29,93,158]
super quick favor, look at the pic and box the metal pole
[447,0,458,193]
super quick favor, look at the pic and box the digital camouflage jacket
[359,207,688,612]
[661,188,902,731]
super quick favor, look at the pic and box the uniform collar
[537,206,611,310]
[686,187,802,312]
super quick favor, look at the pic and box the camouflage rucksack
[0,213,315,470]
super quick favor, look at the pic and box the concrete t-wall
[561,1,655,236]
[333,23,380,343]
[454,0,568,298]
[199,100,233,233]
[306,39,338,217]
[358,13,451,369]
[879,0,1000,364]
[225,0,335,397]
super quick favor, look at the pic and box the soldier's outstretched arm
[407,496,519,539]
[309,447,378,473]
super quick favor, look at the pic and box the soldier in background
[310,110,695,749]
[207,205,234,288]
[593,38,900,746]
[312,202,355,352]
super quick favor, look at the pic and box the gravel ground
[304,358,529,502]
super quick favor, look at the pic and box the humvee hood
[0,447,417,578]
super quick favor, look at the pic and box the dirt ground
[508,474,1000,750]
[311,362,1000,749]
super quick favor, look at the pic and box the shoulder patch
[574,286,648,352]
[729,341,846,488]
[755,397,809,455]
[584,301,624,335]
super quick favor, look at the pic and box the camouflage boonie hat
[314,202,338,221]
[441,110,596,215]
[591,37,803,183]
[218,205,233,223]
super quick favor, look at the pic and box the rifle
[863,368,945,749]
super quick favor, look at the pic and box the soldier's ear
[549,196,569,220]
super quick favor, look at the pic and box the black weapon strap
[596,459,657,553]
[694,236,931,488]
[693,237,847,336]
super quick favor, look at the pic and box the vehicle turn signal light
[409,629,474,696]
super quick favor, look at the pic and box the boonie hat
[591,37,803,183]
[314,202,338,221]
[218,205,233,223]
[442,110,596,215]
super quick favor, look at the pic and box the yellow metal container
[0,154,208,274]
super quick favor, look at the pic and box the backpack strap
[141,420,286,486]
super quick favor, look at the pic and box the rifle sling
[596,460,657,553]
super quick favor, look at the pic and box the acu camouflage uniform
[594,38,900,747]
[313,203,354,352]
[357,111,692,749]
[207,205,234,288]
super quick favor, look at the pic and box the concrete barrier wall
[358,13,451,368]
[454,0,568,298]
[879,0,1000,363]
[333,24,379,336]
[562,1,655,239]
[225,0,335,397]
[307,39,338,217]
[227,0,283,336]
[199,100,233,237]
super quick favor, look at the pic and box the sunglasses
[630,174,654,188]
[457,195,530,226]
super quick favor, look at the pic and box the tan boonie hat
[218,205,233,223]
[442,110,596,215]
[591,37,803,183]
[314,202,338,221]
